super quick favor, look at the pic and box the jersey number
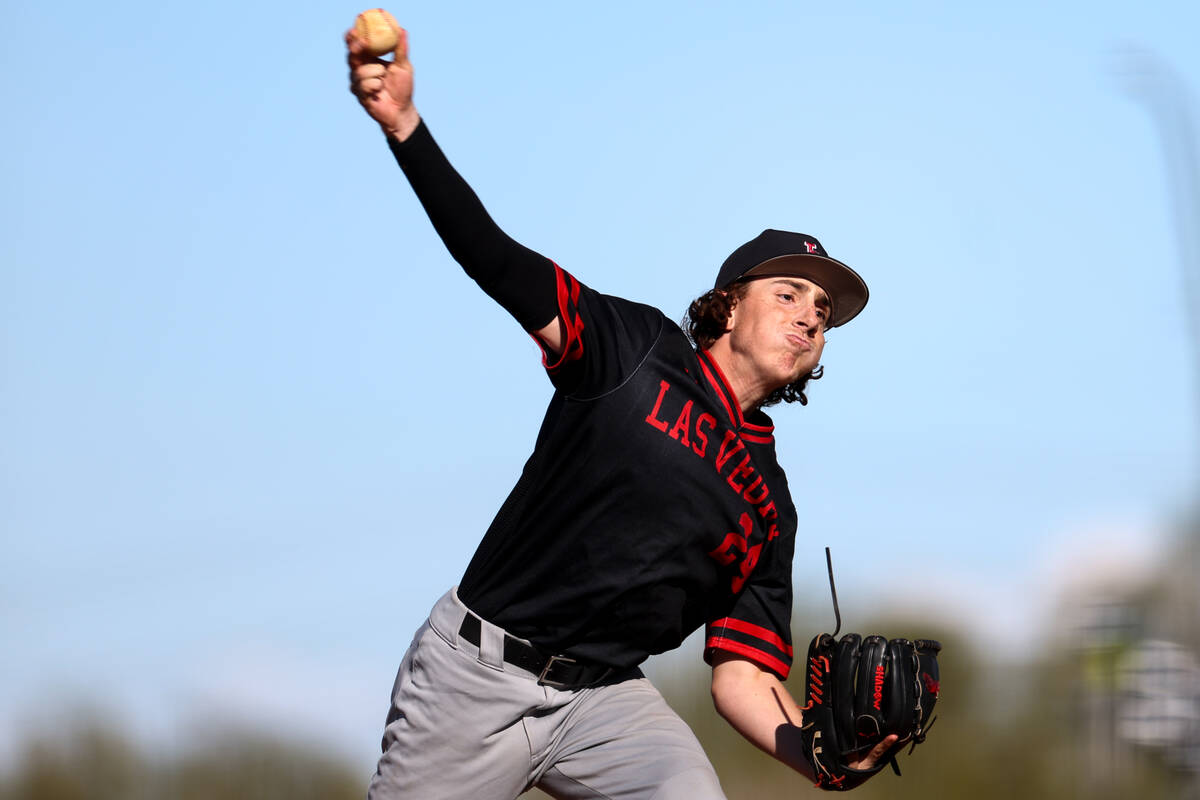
[707,512,763,593]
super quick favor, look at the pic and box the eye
[778,292,795,302]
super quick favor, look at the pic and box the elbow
[710,656,759,722]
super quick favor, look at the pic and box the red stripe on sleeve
[540,264,585,373]
[706,637,791,679]
[709,617,794,657]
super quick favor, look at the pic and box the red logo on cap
[804,242,818,253]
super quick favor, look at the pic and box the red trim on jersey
[709,617,794,656]
[742,418,775,436]
[539,263,585,373]
[697,352,777,444]
[697,350,744,428]
[706,637,791,679]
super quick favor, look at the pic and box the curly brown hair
[683,281,823,407]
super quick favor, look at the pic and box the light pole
[1115,48,1200,477]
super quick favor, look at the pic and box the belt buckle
[537,654,578,688]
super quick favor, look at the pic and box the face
[724,277,829,391]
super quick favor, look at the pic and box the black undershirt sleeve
[386,119,560,333]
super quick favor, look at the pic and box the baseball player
[346,19,894,800]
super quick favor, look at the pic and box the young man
[346,21,891,800]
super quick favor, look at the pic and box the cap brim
[742,254,869,328]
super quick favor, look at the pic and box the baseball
[355,9,401,57]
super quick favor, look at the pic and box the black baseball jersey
[458,265,800,679]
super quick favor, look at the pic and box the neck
[705,338,771,413]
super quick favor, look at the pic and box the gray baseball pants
[366,588,727,800]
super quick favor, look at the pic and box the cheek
[809,341,826,368]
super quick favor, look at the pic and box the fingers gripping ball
[355,9,401,57]
[800,633,941,791]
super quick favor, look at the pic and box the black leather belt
[457,614,614,689]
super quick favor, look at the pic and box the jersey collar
[697,350,776,444]
[697,349,742,428]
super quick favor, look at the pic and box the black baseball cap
[714,229,869,328]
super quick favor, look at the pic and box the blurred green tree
[0,721,363,800]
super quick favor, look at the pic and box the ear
[723,290,739,333]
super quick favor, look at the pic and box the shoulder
[552,274,686,395]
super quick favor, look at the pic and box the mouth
[785,333,812,352]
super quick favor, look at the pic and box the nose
[794,302,823,337]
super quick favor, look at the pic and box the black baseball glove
[798,633,941,791]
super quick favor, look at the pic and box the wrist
[383,108,421,142]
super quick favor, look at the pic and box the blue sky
[3,0,1198,774]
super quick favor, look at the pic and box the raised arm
[345,20,565,355]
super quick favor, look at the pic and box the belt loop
[434,587,467,650]
[477,619,505,670]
